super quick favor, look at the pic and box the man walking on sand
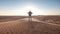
[28,10,32,22]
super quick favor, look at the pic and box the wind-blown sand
[0,16,60,34]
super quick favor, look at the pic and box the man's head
[29,10,31,12]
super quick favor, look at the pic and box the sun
[19,5,40,16]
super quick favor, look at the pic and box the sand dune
[0,17,60,34]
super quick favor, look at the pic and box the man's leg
[29,16,32,22]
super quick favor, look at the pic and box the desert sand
[0,16,60,34]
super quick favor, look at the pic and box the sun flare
[19,5,41,16]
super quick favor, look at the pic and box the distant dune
[0,16,26,22]
[33,15,60,24]
[0,16,60,34]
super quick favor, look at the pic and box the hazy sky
[0,0,60,16]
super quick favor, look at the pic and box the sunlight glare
[19,5,41,16]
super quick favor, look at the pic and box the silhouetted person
[28,10,32,16]
[28,10,32,22]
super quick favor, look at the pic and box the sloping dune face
[0,16,60,34]
[33,16,60,24]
